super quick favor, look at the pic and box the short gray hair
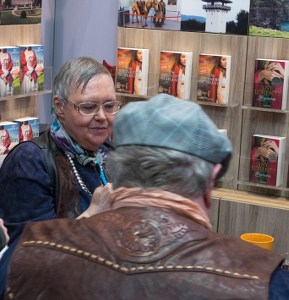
[108,146,214,198]
[53,57,111,100]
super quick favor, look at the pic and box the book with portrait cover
[13,116,40,142]
[0,121,19,156]
[252,58,289,110]
[249,134,286,187]
[0,46,20,97]
[18,44,44,95]
[197,54,231,104]
[158,51,192,100]
[115,47,149,96]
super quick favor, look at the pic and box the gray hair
[108,146,214,198]
[53,57,111,100]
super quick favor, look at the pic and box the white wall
[38,0,119,125]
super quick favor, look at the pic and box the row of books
[0,117,39,156]
[0,44,44,98]
[119,0,289,39]
[116,47,289,110]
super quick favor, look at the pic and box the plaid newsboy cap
[113,93,232,178]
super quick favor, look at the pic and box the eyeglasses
[63,99,121,116]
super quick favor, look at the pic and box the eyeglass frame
[61,98,121,116]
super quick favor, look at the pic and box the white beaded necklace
[65,152,93,197]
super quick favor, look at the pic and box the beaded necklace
[65,152,93,197]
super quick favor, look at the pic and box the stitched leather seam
[22,240,260,279]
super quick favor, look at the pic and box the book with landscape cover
[249,134,286,187]
[158,51,193,100]
[14,116,40,142]
[252,58,289,110]
[115,47,149,96]
[18,44,44,94]
[0,46,20,97]
[197,54,231,104]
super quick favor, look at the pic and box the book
[249,134,286,187]
[13,117,40,142]
[0,1,42,25]
[180,0,250,35]
[249,0,289,38]
[0,121,19,156]
[252,58,289,110]
[18,44,44,94]
[158,51,193,100]
[115,47,149,96]
[0,46,20,97]
[197,54,231,104]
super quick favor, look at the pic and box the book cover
[18,44,44,95]
[115,47,149,96]
[249,134,286,187]
[158,51,192,100]
[197,54,231,104]
[0,46,20,97]
[0,1,42,25]
[249,0,289,38]
[118,0,181,31]
[180,0,250,35]
[252,58,289,110]
[13,116,40,142]
[0,121,19,156]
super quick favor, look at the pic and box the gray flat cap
[114,93,232,178]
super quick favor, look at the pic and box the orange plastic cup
[240,233,274,250]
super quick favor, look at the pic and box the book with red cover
[197,54,231,104]
[252,58,289,110]
[158,51,192,100]
[249,134,286,186]
[115,47,149,96]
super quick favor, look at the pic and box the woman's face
[220,57,227,68]
[180,54,186,66]
[54,74,116,151]
[136,51,143,62]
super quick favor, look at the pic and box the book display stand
[116,26,289,254]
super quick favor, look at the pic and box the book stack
[115,47,149,96]
[249,134,286,186]
[14,117,40,143]
[0,121,19,156]
[158,51,193,100]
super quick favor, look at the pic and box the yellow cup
[240,233,274,250]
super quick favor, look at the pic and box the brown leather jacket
[6,206,283,300]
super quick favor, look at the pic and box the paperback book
[197,54,231,104]
[249,134,286,187]
[115,47,149,96]
[14,116,40,142]
[0,121,19,156]
[158,51,193,100]
[0,46,20,97]
[252,58,289,110]
[18,44,44,94]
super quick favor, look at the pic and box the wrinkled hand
[77,184,113,219]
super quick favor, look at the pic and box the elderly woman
[0,57,119,295]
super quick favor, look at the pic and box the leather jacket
[6,206,283,300]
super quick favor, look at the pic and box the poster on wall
[118,0,181,31]
[0,0,42,25]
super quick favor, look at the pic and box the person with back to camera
[4,94,288,299]
[0,56,120,297]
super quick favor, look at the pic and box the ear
[53,96,65,118]
[204,163,222,209]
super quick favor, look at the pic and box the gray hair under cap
[113,93,232,178]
